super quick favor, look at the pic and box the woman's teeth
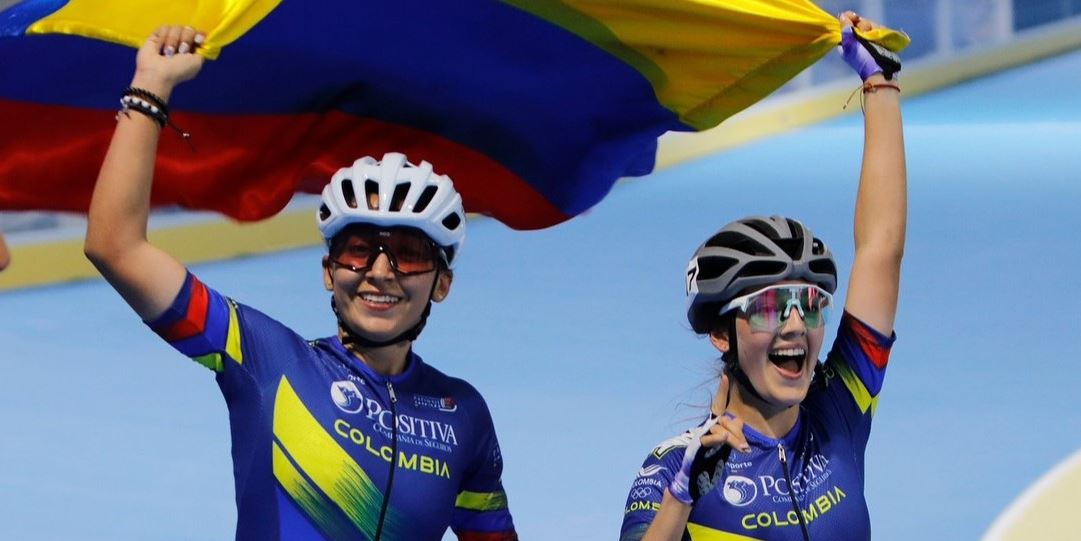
[360,293,400,304]
[768,348,806,373]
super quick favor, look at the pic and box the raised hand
[667,374,750,505]
[132,25,206,99]
[838,12,901,81]
[703,373,749,451]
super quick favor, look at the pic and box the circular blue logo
[723,475,758,507]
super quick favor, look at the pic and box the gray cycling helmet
[685,216,837,333]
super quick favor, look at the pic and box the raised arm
[84,26,205,320]
[839,13,907,336]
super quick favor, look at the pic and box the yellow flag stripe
[27,0,283,59]
[507,0,908,130]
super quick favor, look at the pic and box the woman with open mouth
[620,11,906,541]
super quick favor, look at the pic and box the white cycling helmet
[317,152,466,267]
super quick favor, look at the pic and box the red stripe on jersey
[159,277,210,342]
[848,316,890,370]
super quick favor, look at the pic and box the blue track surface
[2,48,1080,540]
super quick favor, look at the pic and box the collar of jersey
[329,336,423,386]
[737,407,806,449]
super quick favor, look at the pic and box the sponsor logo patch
[723,475,758,507]
[413,394,458,413]
[330,380,364,414]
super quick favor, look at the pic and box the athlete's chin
[351,322,406,341]
[345,313,419,342]
[765,382,810,407]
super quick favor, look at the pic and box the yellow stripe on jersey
[193,352,223,373]
[272,376,387,538]
[831,358,879,416]
[225,300,243,365]
[455,490,509,512]
[687,522,764,540]
[272,440,362,540]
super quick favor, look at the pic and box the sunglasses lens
[798,287,831,329]
[742,286,832,332]
[383,231,437,274]
[332,227,436,274]
[745,288,784,331]
[335,236,376,269]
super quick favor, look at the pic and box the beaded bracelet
[119,95,167,127]
[116,87,192,146]
[122,87,170,117]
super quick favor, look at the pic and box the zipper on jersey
[778,443,811,541]
[374,381,400,541]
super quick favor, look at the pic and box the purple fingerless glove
[668,414,718,505]
[840,26,901,81]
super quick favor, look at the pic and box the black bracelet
[123,87,170,117]
[119,95,167,127]
[117,89,193,148]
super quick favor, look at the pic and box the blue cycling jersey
[620,312,894,541]
[147,272,516,541]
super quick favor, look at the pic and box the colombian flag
[0,0,907,230]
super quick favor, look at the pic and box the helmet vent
[341,179,358,209]
[784,218,804,237]
[441,212,463,231]
[364,180,379,210]
[809,259,836,278]
[745,219,783,240]
[697,255,738,281]
[390,183,410,212]
[413,186,438,213]
[318,204,331,221]
[775,238,804,260]
[743,260,788,277]
[708,231,770,256]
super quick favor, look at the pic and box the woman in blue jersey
[84,25,516,541]
[621,12,905,541]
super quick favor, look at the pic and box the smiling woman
[81,24,517,541]
[620,11,907,541]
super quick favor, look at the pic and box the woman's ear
[322,256,334,291]
[709,327,730,354]
[432,270,453,302]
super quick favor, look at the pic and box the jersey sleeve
[812,311,896,447]
[143,271,302,386]
[451,392,517,541]
[619,434,688,541]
